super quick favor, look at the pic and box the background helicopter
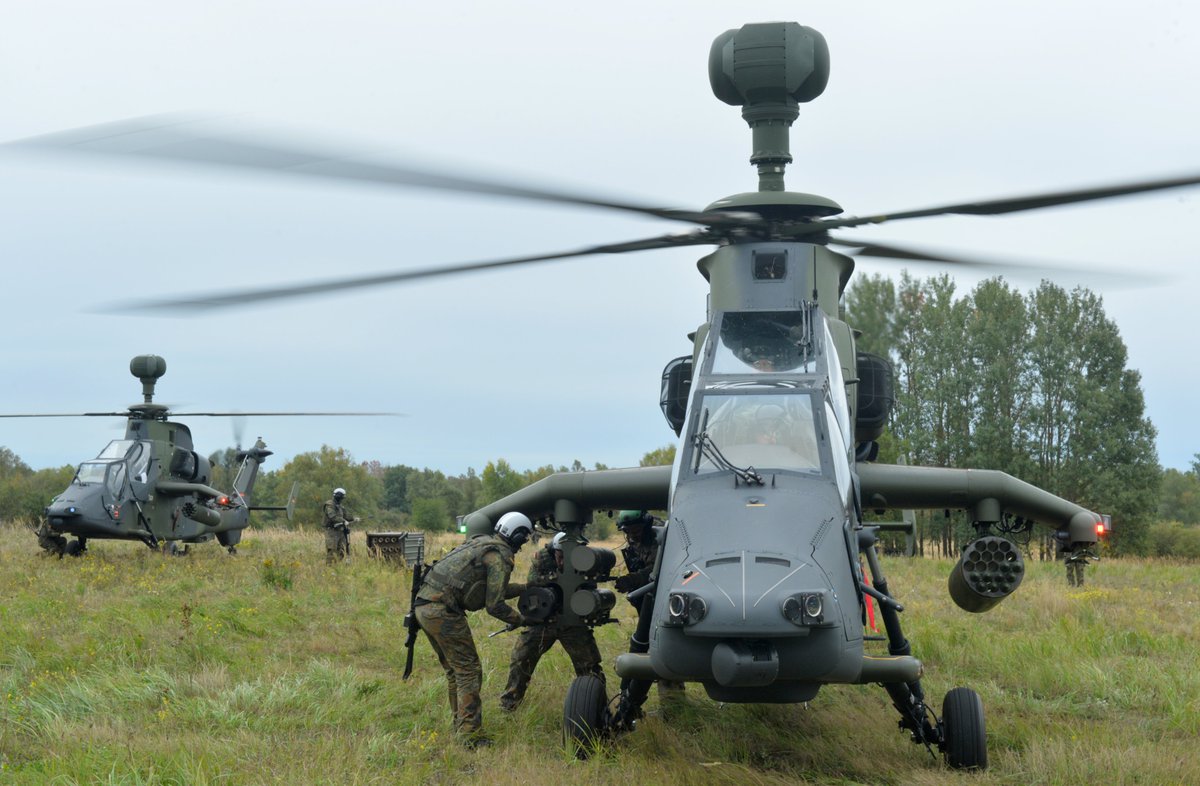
[1,354,391,556]
[0,1,1190,772]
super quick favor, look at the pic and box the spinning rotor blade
[175,411,402,417]
[813,172,1200,232]
[13,116,759,228]
[110,230,714,313]
[829,235,1095,277]
[0,412,130,418]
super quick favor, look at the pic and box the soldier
[613,510,657,596]
[499,532,605,712]
[613,510,685,696]
[35,520,67,557]
[413,511,533,748]
[322,487,355,564]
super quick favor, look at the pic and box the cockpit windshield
[691,393,822,475]
[96,440,134,459]
[711,310,820,375]
[94,439,152,481]
[75,461,110,485]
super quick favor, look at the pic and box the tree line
[2,273,1197,556]
[846,272,1196,557]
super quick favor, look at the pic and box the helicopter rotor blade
[0,412,130,418]
[173,412,403,417]
[827,234,1167,287]
[11,116,760,228]
[812,172,1200,232]
[829,234,1081,274]
[108,230,715,313]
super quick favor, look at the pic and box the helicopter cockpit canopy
[686,307,855,496]
[692,392,821,473]
[75,439,153,489]
[711,310,819,375]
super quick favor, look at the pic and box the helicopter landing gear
[941,687,987,770]
[563,674,608,759]
[226,545,238,555]
[63,538,87,557]
[161,541,189,557]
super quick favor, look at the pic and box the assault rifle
[401,561,426,680]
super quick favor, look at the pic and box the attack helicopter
[10,20,1198,771]
[3,354,385,556]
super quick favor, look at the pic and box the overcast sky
[1,1,1196,477]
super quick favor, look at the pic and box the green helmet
[617,510,649,530]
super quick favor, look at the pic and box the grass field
[1,524,1196,785]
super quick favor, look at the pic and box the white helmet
[333,487,346,497]
[495,511,533,546]
[550,532,567,551]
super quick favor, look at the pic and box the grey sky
[1,1,1196,475]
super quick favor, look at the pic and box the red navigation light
[219,496,230,506]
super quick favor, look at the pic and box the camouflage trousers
[324,527,349,563]
[499,622,604,710]
[1066,559,1086,587]
[414,602,485,738]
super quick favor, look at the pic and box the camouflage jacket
[526,545,560,586]
[417,535,524,626]
[618,536,658,593]
[322,500,352,529]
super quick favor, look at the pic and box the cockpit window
[691,393,822,474]
[75,461,109,485]
[711,311,820,375]
[127,441,150,482]
[96,440,137,460]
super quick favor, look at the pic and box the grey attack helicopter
[12,21,1199,770]
[2,354,386,556]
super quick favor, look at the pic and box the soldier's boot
[463,733,493,750]
[498,674,526,712]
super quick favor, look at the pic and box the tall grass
[1,524,1196,785]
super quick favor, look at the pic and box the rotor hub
[705,191,842,222]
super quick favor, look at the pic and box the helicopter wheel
[63,539,86,558]
[161,541,189,557]
[941,687,987,770]
[563,674,608,759]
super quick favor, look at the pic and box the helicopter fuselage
[44,409,265,550]
[648,289,868,701]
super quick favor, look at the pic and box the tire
[942,686,987,770]
[64,540,85,557]
[563,674,607,759]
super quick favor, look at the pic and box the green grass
[1,524,1197,785]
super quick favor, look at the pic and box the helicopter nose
[45,505,81,527]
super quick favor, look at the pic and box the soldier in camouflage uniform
[499,532,605,712]
[36,520,67,557]
[414,511,532,747]
[614,510,658,596]
[614,510,685,695]
[322,487,355,564]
